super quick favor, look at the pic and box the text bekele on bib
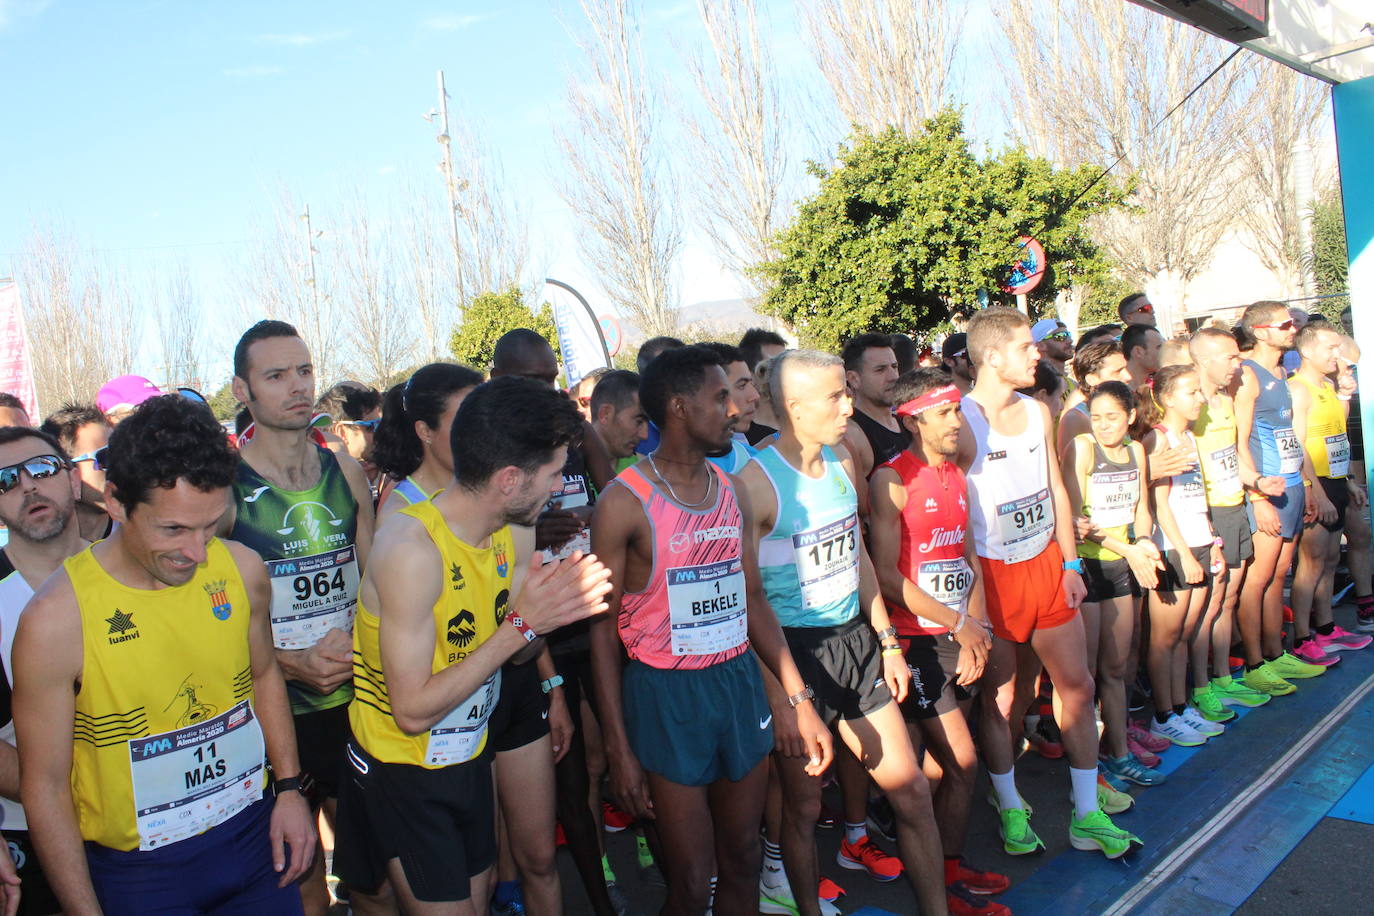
[667,557,748,656]
[994,488,1054,564]
[1088,469,1138,529]
[916,558,972,629]
[268,545,360,649]
[128,700,266,851]
[425,669,501,766]
[792,512,859,611]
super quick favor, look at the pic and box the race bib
[792,513,860,611]
[1088,470,1138,529]
[267,546,360,650]
[916,558,972,629]
[667,558,748,656]
[128,701,266,851]
[1174,469,1208,516]
[995,488,1054,564]
[1326,433,1350,479]
[1275,427,1303,475]
[542,475,592,562]
[425,670,500,766]
[1206,444,1243,502]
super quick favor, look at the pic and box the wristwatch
[272,774,308,797]
[540,674,565,694]
[1062,558,1085,575]
[787,685,815,708]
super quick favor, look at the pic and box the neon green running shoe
[1069,808,1142,859]
[1268,651,1326,680]
[1192,684,1237,723]
[1243,664,1296,696]
[1211,674,1270,708]
[985,788,1034,817]
[997,806,1045,855]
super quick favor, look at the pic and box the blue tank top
[706,439,755,474]
[1243,359,1303,484]
[754,445,861,628]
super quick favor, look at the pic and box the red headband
[894,384,960,417]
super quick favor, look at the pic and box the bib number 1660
[294,568,347,601]
[928,569,971,595]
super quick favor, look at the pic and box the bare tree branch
[335,189,417,388]
[156,259,203,392]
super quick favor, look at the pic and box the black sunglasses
[0,455,67,495]
[341,419,381,431]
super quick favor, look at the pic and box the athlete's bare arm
[229,540,315,887]
[834,438,869,520]
[1059,435,1089,538]
[1042,399,1086,608]
[732,475,833,776]
[333,451,377,571]
[1056,403,1090,458]
[13,570,101,915]
[1145,431,1200,584]
[843,418,876,482]
[510,525,574,762]
[1233,366,1263,487]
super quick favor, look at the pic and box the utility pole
[429,70,465,325]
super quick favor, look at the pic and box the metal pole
[436,70,464,324]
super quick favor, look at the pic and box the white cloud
[223,64,284,78]
[0,0,52,30]
[421,13,488,31]
[256,30,348,46]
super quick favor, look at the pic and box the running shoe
[1100,753,1166,787]
[1093,773,1134,813]
[818,877,844,902]
[816,803,840,830]
[1243,663,1297,695]
[1356,604,1374,633]
[1211,674,1270,707]
[602,802,633,832]
[1192,685,1237,723]
[1270,650,1330,678]
[947,858,1010,895]
[1024,724,1064,759]
[985,789,1034,817]
[1179,706,1225,737]
[948,882,1012,916]
[758,878,841,916]
[1313,625,1373,653]
[1291,640,1341,667]
[1069,808,1142,859]
[1124,737,1162,769]
[1127,721,1172,754]
[1149,713,1206,747]
[867,795,897,843]
[836,836,903,882]
[995,806,1045,855]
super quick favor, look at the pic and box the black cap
[941,333,968,361]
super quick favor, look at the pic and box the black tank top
[853,408,911,470]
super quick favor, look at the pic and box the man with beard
[1032,320,1074,385]
[334,377,613,915]
[942,334,975,396]
[842,334,910,481]
[40,405,114,541]
[225,320,376,915]
[0,427,87,915]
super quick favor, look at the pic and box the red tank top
[612,463,750,670]
[885,451,972,637]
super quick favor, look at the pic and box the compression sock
[844,821,867,844]
[1316,622,1336,636]
[989,769,1022,811]
[1070,766,1099,820]
[1173,704,1186,717]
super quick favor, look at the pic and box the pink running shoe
[1125,737,1162,769]
[1292,640,1341,666]
[1127,722,1172,754]
[1312,626,1373,653]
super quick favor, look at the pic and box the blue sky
[0,0,1005,378]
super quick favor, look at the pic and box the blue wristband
[1062,558,1085,575]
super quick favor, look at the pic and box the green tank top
[230,446,360,715]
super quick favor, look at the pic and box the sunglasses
[1044,330,1072,342]
[1132,303,1154,314]
[576,396,593,408]
[949,349,968,360]
[70,447,109,470]
[1255,320,1295,332]
[341,419,381,431]
[0,455,67,495]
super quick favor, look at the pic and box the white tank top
[1152,427,1213,551]
[962,394,1056,564]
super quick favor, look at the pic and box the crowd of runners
[0,294,1365,916]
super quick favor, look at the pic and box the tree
[448,287,557,371]
[757,110,1126,351]
[156,260,204,393]
[335,189,417,388]
[1307,188,1349,320]
[206,380,241,423]
[557,0,681,337]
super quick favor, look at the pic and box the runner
[1118,293,1157,328]
[94,375,161,425]
[573,368,612,423]
[842,334,909,480]
[633,336,686,457]
[1121,325,1163,390]
[14,395,314,915]
[1138,365,1226,747]
[39,404,114,540]
[739,351,946,916]
[315,382,384,501]
[590,370,648,473]
[697,343,760,473]
[1032,319,1074,383]
[941,334,974,396]
[334,376,612,916]
[1188,329,1271,713]
[1055,341,1130,451]
[1287,324,1371,660]
[739,328,788,374]
[372,363,485,525]
[0,426,89,915]
[590,345,833,916]
[1233,302,1327,694]
[0,394,30,429]
[956,307,1139,860]
[869,367,1011,916]
[226,320,376,916]
[1058,381,1166,783]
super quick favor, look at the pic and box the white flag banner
[545,279,610,388]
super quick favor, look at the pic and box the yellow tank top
[70,539,263,852]
[1193,397,1245,508]
[349,500,513,768]
[1075,435,1140,562]
[1292,374,1348,479]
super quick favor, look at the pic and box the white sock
[1070,766,1099,820]
[989,769,1022,811]
[844,821,867,844]
[760,840,785,888]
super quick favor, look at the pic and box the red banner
[0,281,39,421]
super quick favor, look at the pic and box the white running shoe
[1179,705,1225,737]
[1149,712,1206,747]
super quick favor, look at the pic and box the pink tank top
[613,463,751,670]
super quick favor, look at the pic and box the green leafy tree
[757,110,1127,350]
[206,380,240,423]
[448,287,558,370]
[1307,190,1349,320]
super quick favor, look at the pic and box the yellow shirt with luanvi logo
[349,500,513,768]
[69,539,263,852]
